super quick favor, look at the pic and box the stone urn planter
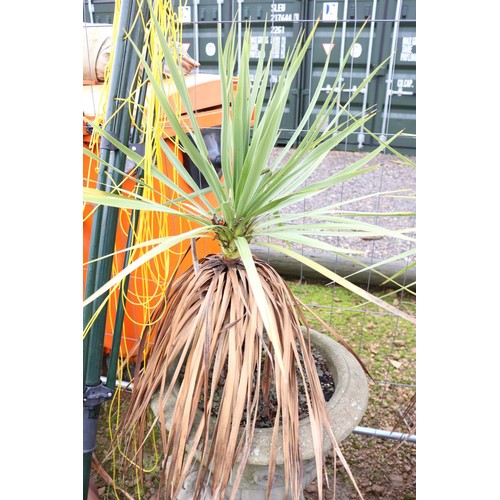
[151,328,369,499]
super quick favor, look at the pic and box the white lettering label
[250,35,267,58]
[400,36,416,62]
[205,42,216,57]
[271,3,286,13]
[323,2,339,21]
[396,78,414,88]
[270,13,293,21]
[250,34,286,59]
[350,43,362,58]
[179,6,191,23]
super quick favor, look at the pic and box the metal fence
[83,0,416,459]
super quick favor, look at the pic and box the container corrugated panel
[371,0,416,151]
[302,1,380,150]
[229,0,305,143]
[172,0,233,75]
[82,0,416,152]
[301,0,415,152]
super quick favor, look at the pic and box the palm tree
[83,1,416,498]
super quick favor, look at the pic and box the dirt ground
[302,383,416,500]
[304,432,416,500]
[91,436,416,500]
[91,384,416,499]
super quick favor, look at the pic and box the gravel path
[260,147,416,263]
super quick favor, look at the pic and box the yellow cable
[86,1,194,486]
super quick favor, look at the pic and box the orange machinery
[83,74,226,360]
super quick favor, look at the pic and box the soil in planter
[182,344,336,429]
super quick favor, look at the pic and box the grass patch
[287,280,416,386]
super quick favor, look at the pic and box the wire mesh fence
[83,0,416,497]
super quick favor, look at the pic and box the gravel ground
[263,147,416,263]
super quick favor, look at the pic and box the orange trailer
[83,74,225,361]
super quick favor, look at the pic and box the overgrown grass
[288,280,416,386]
[288,280,416,499]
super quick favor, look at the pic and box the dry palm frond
[91,453,136,500]
[390,392,416,453]
[116,254,357,499]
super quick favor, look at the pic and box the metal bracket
[83,383,114,408]
[389,87,414,97]
[129,142,145,156]
[83,383,114,453]
[125,142,145,173]
[100,134,119,151]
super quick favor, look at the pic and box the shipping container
[82,0,416,151]
[230,0,305,142]
[371,0,416,151]
[300,0,415,151]
[171,0,233,74]
[302,1,381,149]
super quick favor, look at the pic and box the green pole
[105,148,147,389]
[105,49,151,390]
[83,1,150,497]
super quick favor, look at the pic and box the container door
[232,0,305,143]
[372,0,416,152]
[301,0,380,150]
[173,0,233,75]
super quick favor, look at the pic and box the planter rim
[151,328,369,466]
